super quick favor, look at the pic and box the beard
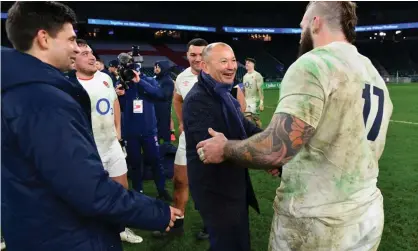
[298,27,314,58]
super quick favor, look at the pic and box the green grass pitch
[123,83,418,251]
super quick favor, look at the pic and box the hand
[259,103,264,112]
[132,70,141,83]
[196,128,228,164]
[115,84,125,96]
[267,168,281,177]
[166,206,182,232]
[178,123,184,135]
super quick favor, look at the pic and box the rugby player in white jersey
[196,2,393,250]
[153,38,209,239]
[74,39,143,244]
[243,58,264,127]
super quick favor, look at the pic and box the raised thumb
[208,128,218,137]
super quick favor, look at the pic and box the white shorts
[100,139,128,178]
[174,132,187,166]
[268,198,384,251]
[245,101,257,114]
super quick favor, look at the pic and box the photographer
[116,58,172,202]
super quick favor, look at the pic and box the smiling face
[35,22,79,72]
[187,45,205,74]
[47,23,80,72]
[245,60,255,72]
[74,44,97,76]
[202,44,237,84]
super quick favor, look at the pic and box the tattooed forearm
[223,113,315,169]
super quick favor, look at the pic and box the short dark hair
[76,38,88,47]
[245,58,256,64]
[187,38,208,51]
[6,2,77,51]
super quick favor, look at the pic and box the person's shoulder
[255,71,263,78]
[184,82,202,100]
[285,49,326,80]
[95,71,113,83]
[162,74,174,84]
[301,42,354,71]
[176,67,192,80]
[3,80,83,120]
[183,83,209,107]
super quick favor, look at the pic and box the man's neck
[26,49,57,69]
[314,31,348,48]
[191,67,200,75]
[247,69,255,74]
[76,71,95,80]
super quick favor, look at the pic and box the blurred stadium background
[1,1,417,251]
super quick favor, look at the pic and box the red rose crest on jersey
[103,81,110,88]
[183,81,189,86]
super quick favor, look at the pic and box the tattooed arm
[197,56,324,169]
[223,112,315,170]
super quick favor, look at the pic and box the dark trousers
[126,135,166,193]
[156,105,171,143]
[203,207,251,251]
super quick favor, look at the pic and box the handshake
[167,206,183,232]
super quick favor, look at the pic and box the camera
[117,45,144,88]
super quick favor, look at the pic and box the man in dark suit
[183,43,261,251]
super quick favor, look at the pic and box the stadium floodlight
[396,30,402,34]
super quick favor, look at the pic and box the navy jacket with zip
[1,49,171,251]
[153,61,175,142]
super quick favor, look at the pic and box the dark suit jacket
[183,81,262,228]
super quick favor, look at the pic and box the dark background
[2,1,418,45]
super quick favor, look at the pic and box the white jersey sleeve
[174,76,182,95]
[275,55,325,128]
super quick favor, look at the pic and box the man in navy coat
[153,60,175,144]
[183,43,261,251]
[1,2,180,251]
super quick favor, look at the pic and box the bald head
[202,42,234,62]
[201,42,237,84]
[304,1,357,43]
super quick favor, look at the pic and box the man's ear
[201,61,209,73]
[35,29,51,50]
[311,16,321,34]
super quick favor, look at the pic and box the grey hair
[202,42,233,62]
